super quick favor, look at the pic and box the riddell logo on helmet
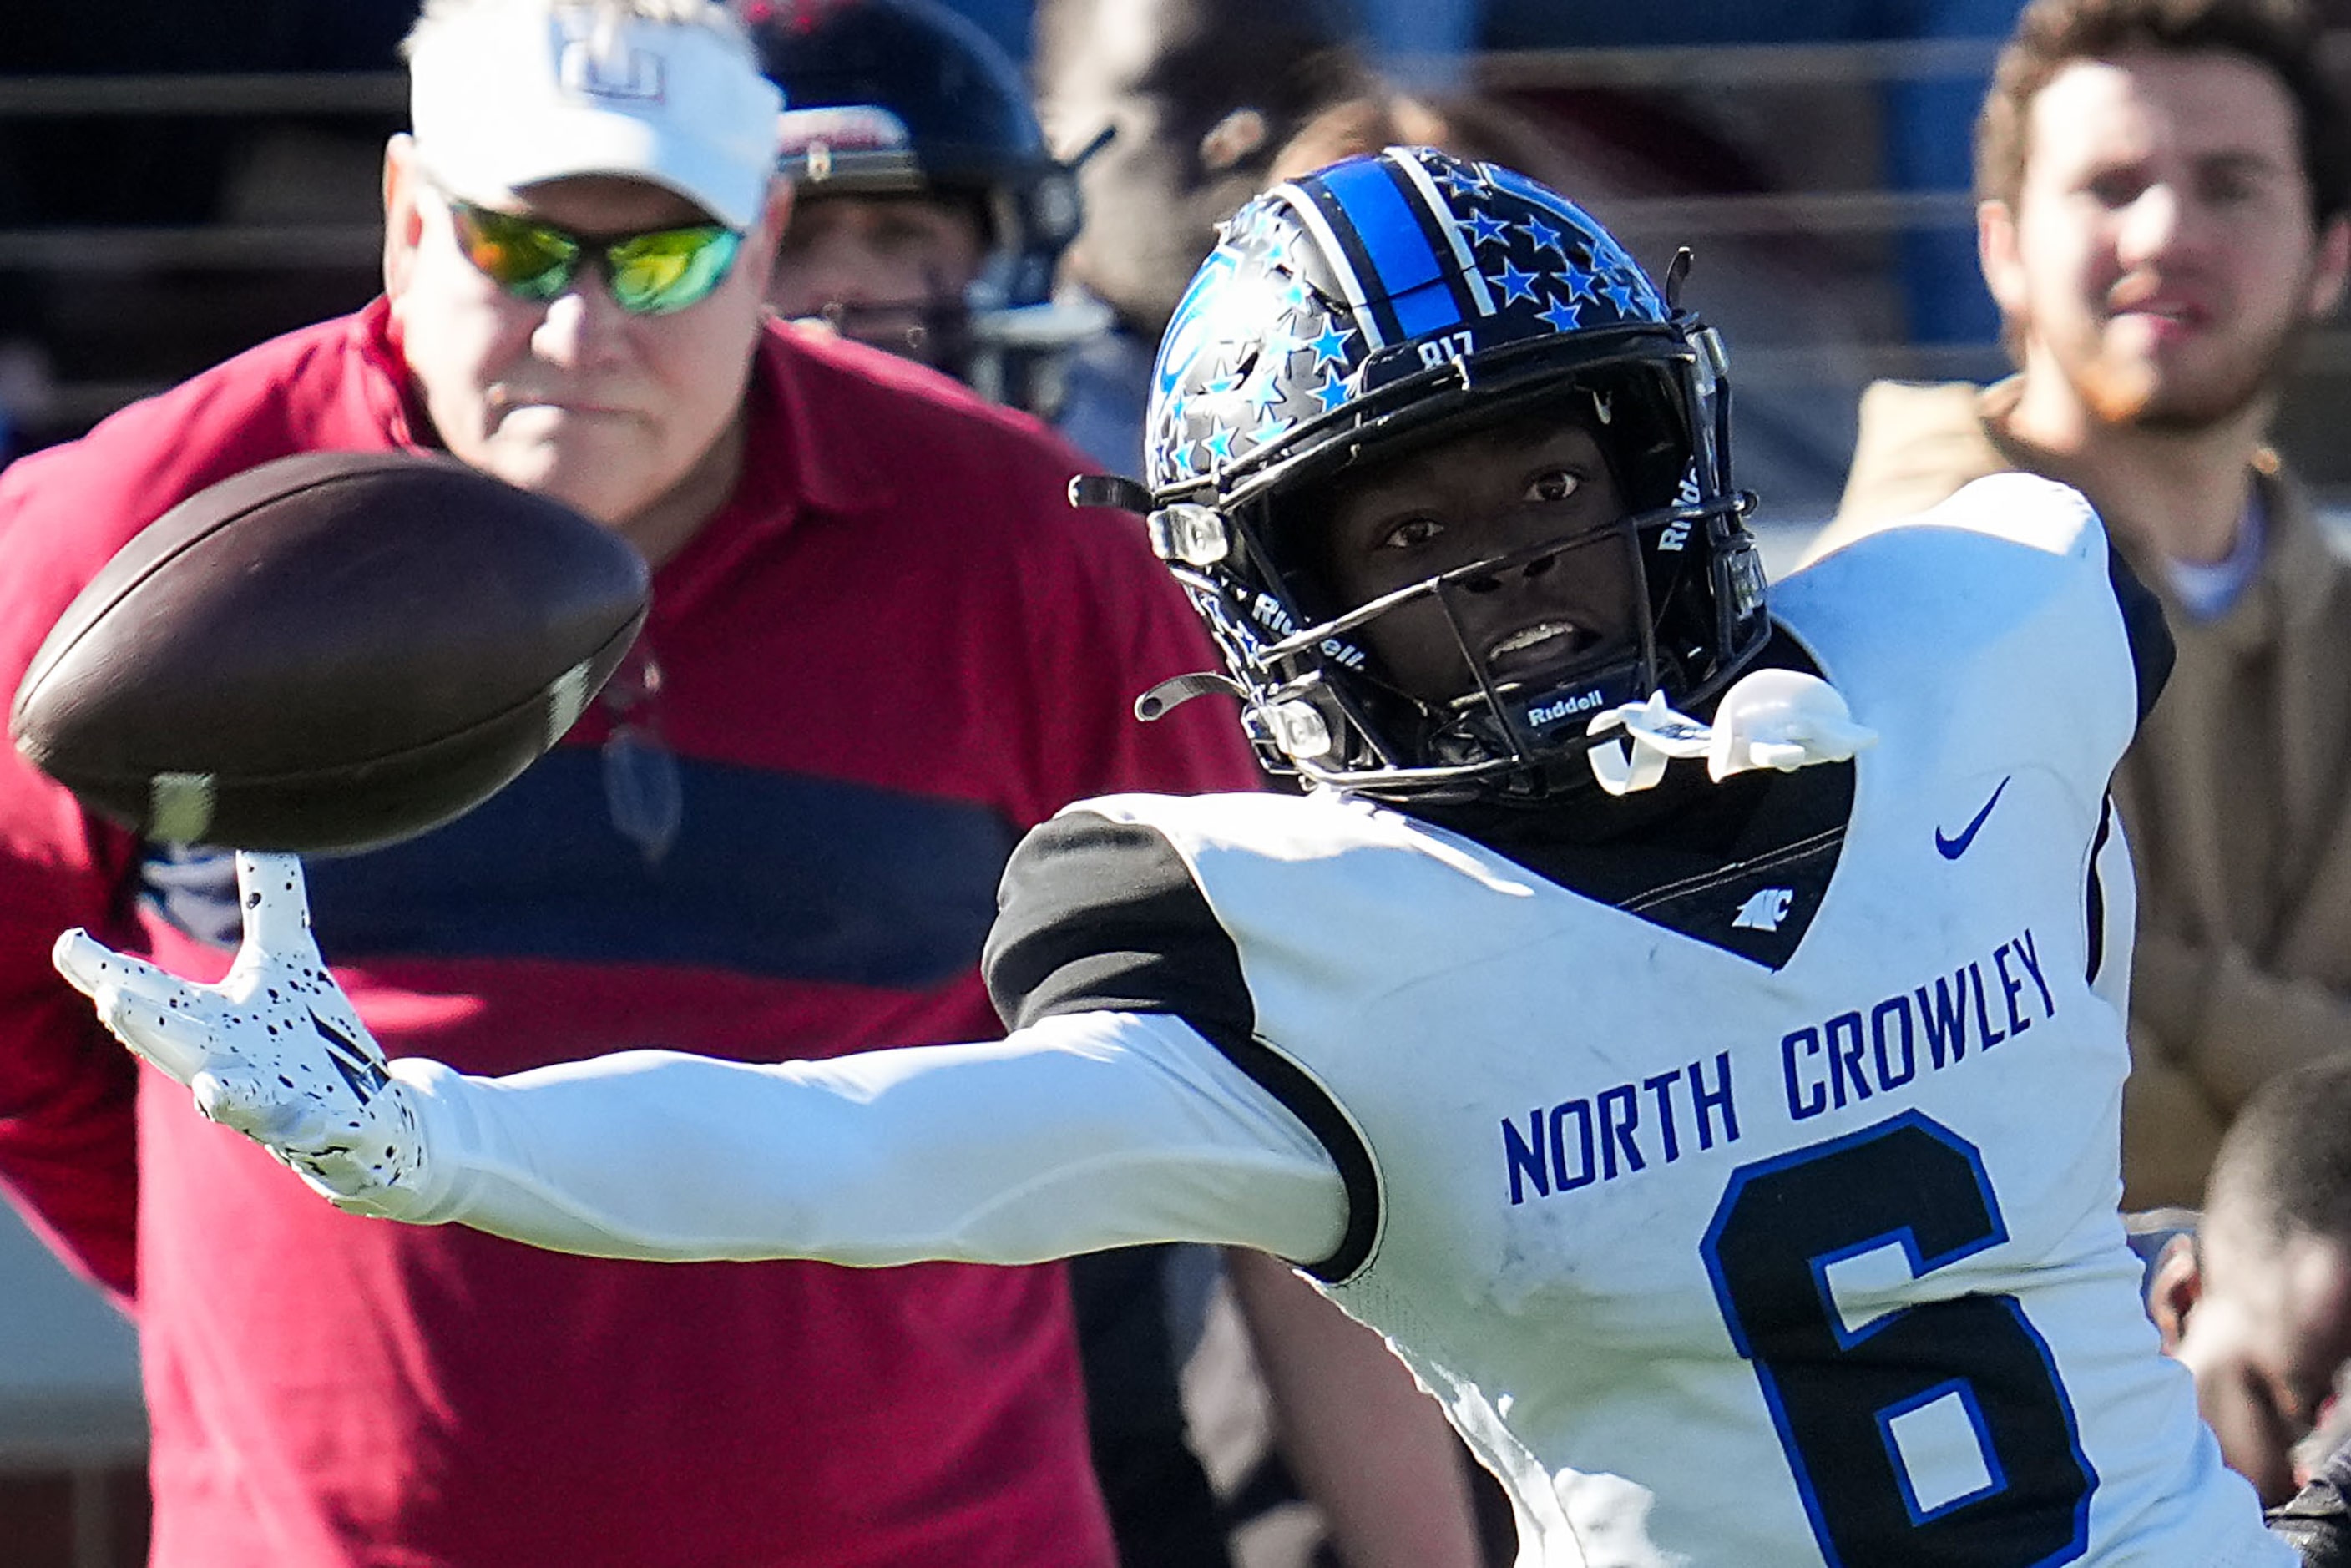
[1251,591,1297,635]
[1247,592,1365,669]
[1657,470,1705,553]
[1526,690,1605,728]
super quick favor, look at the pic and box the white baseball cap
[408,2,785,232]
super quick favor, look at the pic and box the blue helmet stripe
[1390,150,1495,317]
[1300,156,1472,344]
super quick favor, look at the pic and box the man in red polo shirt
[0,2,1257,1562]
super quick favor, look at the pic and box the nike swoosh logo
[1936,776,2011,860]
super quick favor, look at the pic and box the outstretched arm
[55,851,425,1206]
[56,852,1348,1267]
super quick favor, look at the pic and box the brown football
[9,450,650,853]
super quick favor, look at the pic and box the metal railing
[0,71,406,115]
[5,39,2349,443]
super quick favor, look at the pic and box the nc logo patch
[1732,888,1794,932]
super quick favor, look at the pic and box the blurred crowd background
[4,0,2348,534]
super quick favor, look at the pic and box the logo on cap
[559,23,665,105]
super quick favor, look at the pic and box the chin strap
[1585,668,1877,797]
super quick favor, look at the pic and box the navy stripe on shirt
[143,747,1019,989]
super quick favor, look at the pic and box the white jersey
[985,476,2280,1566]
[398,476,2284,1565]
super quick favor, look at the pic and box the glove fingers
[233,851,320,963]
[112,1001,221,1085]
[57,934,222,1085]
[54,929,181,1005]
[190,1068,291,1140]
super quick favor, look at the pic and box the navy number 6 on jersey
[1701,1111,2097,1566]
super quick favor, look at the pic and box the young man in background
[1807,0,2351,1213]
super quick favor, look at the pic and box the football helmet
[746,0,1105,413]
[1106,146,1768,802]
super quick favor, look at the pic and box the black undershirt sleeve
[984,812,1256,1039]
[2086,793,2116,987]
[2096,546,2166,984]
[984,811,1381,1279]
[2109,542,2173,730]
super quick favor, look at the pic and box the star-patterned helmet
[1124,146,1768,802]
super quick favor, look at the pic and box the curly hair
[1975,0,2350,225]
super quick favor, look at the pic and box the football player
[54,148,2296,1564]
[749,0,1106,415]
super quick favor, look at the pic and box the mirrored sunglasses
[446,200,744,316]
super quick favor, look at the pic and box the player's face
[385,144,787,543]
[2161,1229,2351,1505]
[768,194,985,368]
[1984,50,2349,433]
[1313,414,1635,707]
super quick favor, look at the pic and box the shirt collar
[2159,489,2264,621]
[1974,376,2331,635]
[747,321,899,518]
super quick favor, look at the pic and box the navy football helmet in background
[1095,146,1769,802]
[746,0,1105,412]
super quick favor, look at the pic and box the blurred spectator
[1807,0,2351,1210]
[1034,0,1372,356]
[2145,1055,2351,1505]
[751,0,1109,416]
[1031,0,1383,471]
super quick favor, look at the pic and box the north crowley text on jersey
[1503,927,2055,1205]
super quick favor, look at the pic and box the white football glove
[53,850,428,1215]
